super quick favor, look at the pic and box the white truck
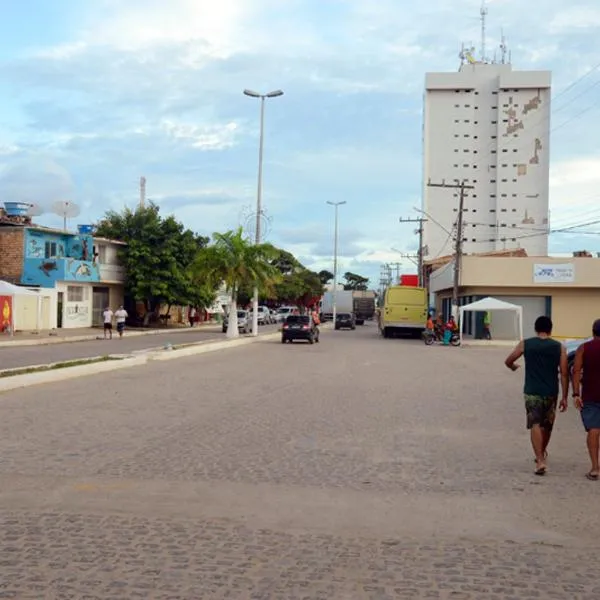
[320,290,353,321]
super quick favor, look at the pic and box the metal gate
[92,286,110,327]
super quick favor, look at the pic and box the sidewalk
[0,323,221,348]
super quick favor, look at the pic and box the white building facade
[422,63,551,260]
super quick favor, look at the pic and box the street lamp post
[326,201,346,325]
[243,88,284,336]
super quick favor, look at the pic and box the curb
[0,331,282,393]
[0,325,221,348]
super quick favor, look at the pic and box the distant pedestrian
[102,306,113,340]
[189,307,197,327]
[483,311,492,340]
[572,319,600,481]
[114,305,128,338]
[505,316,569,476]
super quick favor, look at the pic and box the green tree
[192,228,280,338]
[343,271,369,291]
[318,270,334,285]
[95,203,210,325]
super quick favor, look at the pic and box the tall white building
[422,61,551,260]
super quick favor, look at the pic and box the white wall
[56,282,93,328]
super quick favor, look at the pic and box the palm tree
[192,228,280,338]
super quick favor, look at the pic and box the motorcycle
[423,328,460,346]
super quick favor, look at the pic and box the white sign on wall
[533,263,575,284]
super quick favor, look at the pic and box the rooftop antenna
[480,0,488,63]
[51,200,80,232]
[500,29,508,64]
[140,176,146,209]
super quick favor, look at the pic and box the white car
[248,306,272,325]
[277,306,299,321]
[222,310,250,334]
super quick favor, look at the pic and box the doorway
[92,286,110,327]
[57,292,64,328]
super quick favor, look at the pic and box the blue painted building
[22,228,101,287]
[0,223,125,329]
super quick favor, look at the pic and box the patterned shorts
[524,395,558,431]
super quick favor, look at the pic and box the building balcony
[99,263,125,283]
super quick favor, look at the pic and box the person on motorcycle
[443,315,457,346]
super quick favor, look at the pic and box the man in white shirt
[114,305,128,338]
[102,306,114,340]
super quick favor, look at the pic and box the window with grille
[67,286,85,302]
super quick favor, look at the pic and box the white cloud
[160,120,240,150]
[547,8,600,33]
[549,156,600,227]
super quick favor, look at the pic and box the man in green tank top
[505,316,569,476]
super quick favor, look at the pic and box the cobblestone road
[0,323,598,599]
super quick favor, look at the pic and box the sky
[1,0,600,286]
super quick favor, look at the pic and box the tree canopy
[343,271,369,291]
[318,270,334,284]
[95,203,210,323]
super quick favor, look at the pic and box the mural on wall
[27,237,44,258]
[22,228,100,287]
[65,304,89,326]
[39,261,59,277]
[0,296,12,333]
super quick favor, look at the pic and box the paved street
[0,322,599,599]
[0,324,280,370]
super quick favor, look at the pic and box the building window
[44,241,57,258]
[492,120,497,124]
[502,178,508,182]
[97,245,107,264]
[490,209,496,213]
[501,208,507,212]
[502,164,508,167]
[67,286,85,302]
[491,135,497,139]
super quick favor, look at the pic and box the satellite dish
[51,200,81,231]
[26,203,44,217]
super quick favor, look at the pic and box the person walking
[114,305,128,338]
[102,306,113,340]
[504,316,569,476]
[572,319,600,481]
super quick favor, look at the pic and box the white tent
[458,296,523,345]
[0,280,42,335]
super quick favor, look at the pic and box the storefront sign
[0,295,13,334]
[533,263,575,284]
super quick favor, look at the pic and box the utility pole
[398,216,427,286]
[426,179,474,316]
[389,262,402,284]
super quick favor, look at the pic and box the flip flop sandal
[535,466,547,476]
[586,472,599,481]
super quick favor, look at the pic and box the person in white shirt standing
[102,306,114,340]
[114,305,128,338]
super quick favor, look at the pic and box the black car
[335,312,356,330]
[281,315,320,344]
